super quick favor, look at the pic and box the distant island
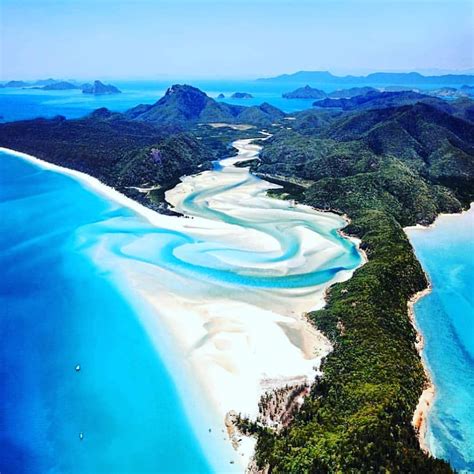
[281,84,466,101]
[0,78,122,95]
[258,70,474,87]
[82,80,121,95]
[217,93,225,99]
[231,92,253,99]
[33,81,79,91]
[3,80,31,88]
[313,90,444,111]
[328,86,377,98]
[282,85,326,99]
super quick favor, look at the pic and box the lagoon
[0,140,362,471]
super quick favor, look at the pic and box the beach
[1,139,364,469]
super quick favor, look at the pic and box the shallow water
[0,152,219,473]
[406,207,474,473]
[0,140,362,472]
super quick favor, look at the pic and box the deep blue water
[0,78,461,122]
[0,152,216,474]
[406,207,474,473]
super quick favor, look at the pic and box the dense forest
[239,100,473,472]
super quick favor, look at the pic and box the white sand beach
[2,140,364,469]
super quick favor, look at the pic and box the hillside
[0,114,212,213]
[313,90,441,110]
[239,101,473,474]
[282,85,327,99]
[328,86,378,98]
[125,84,285,126]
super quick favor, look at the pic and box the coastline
[0,146,243,471]
[1,143,365,471]
[405,202,474,456]
[407,282,434,453]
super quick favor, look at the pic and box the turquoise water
[0,152,218,473]
[406,207,474,473]
[0,80,317,122]
[0,145,362,473]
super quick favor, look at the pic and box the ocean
[406,207,474,473]
[0,78,461,122]
[0,150,225,473]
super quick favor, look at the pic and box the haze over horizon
[1,0,473,81]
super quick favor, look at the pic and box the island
[217,93,225,99]
[34,81,79,90]
[282,85,327,99]
[231,92,253,99]
[3,80,31,88]
[82,80,122,95]
[257,70,474,87]
[328,86,377,98]
[312,90,442,110]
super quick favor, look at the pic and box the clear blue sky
[0,0,472,80]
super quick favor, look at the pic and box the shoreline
[404,202,474,455]
[407,282,434,453]
[1,143,365,471]
[0,146,243,471]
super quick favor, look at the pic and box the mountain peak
[153,84,212,120]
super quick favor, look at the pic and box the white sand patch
[2,137,364,470]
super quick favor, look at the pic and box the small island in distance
[33,81,79,90]
[282,85,327,99]
[231,92,253,99]
[0,78,122,95]
[81,80,122,95]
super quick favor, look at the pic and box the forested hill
[125,84,285,126]
[0,84,286,211]
[240,100,473,473]
[0,114,217,213]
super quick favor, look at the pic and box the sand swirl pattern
[1,139,363,468]
[80,136,364,464]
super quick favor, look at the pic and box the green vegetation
[0,114,213,212]
[282,85,327,99]
[243,213,452,472]
[125,84,285,126]
[239,101,473,472]
[313,90,440,110]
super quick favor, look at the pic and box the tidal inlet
[0,138,363,472]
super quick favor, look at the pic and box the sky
[0,0,472,80]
